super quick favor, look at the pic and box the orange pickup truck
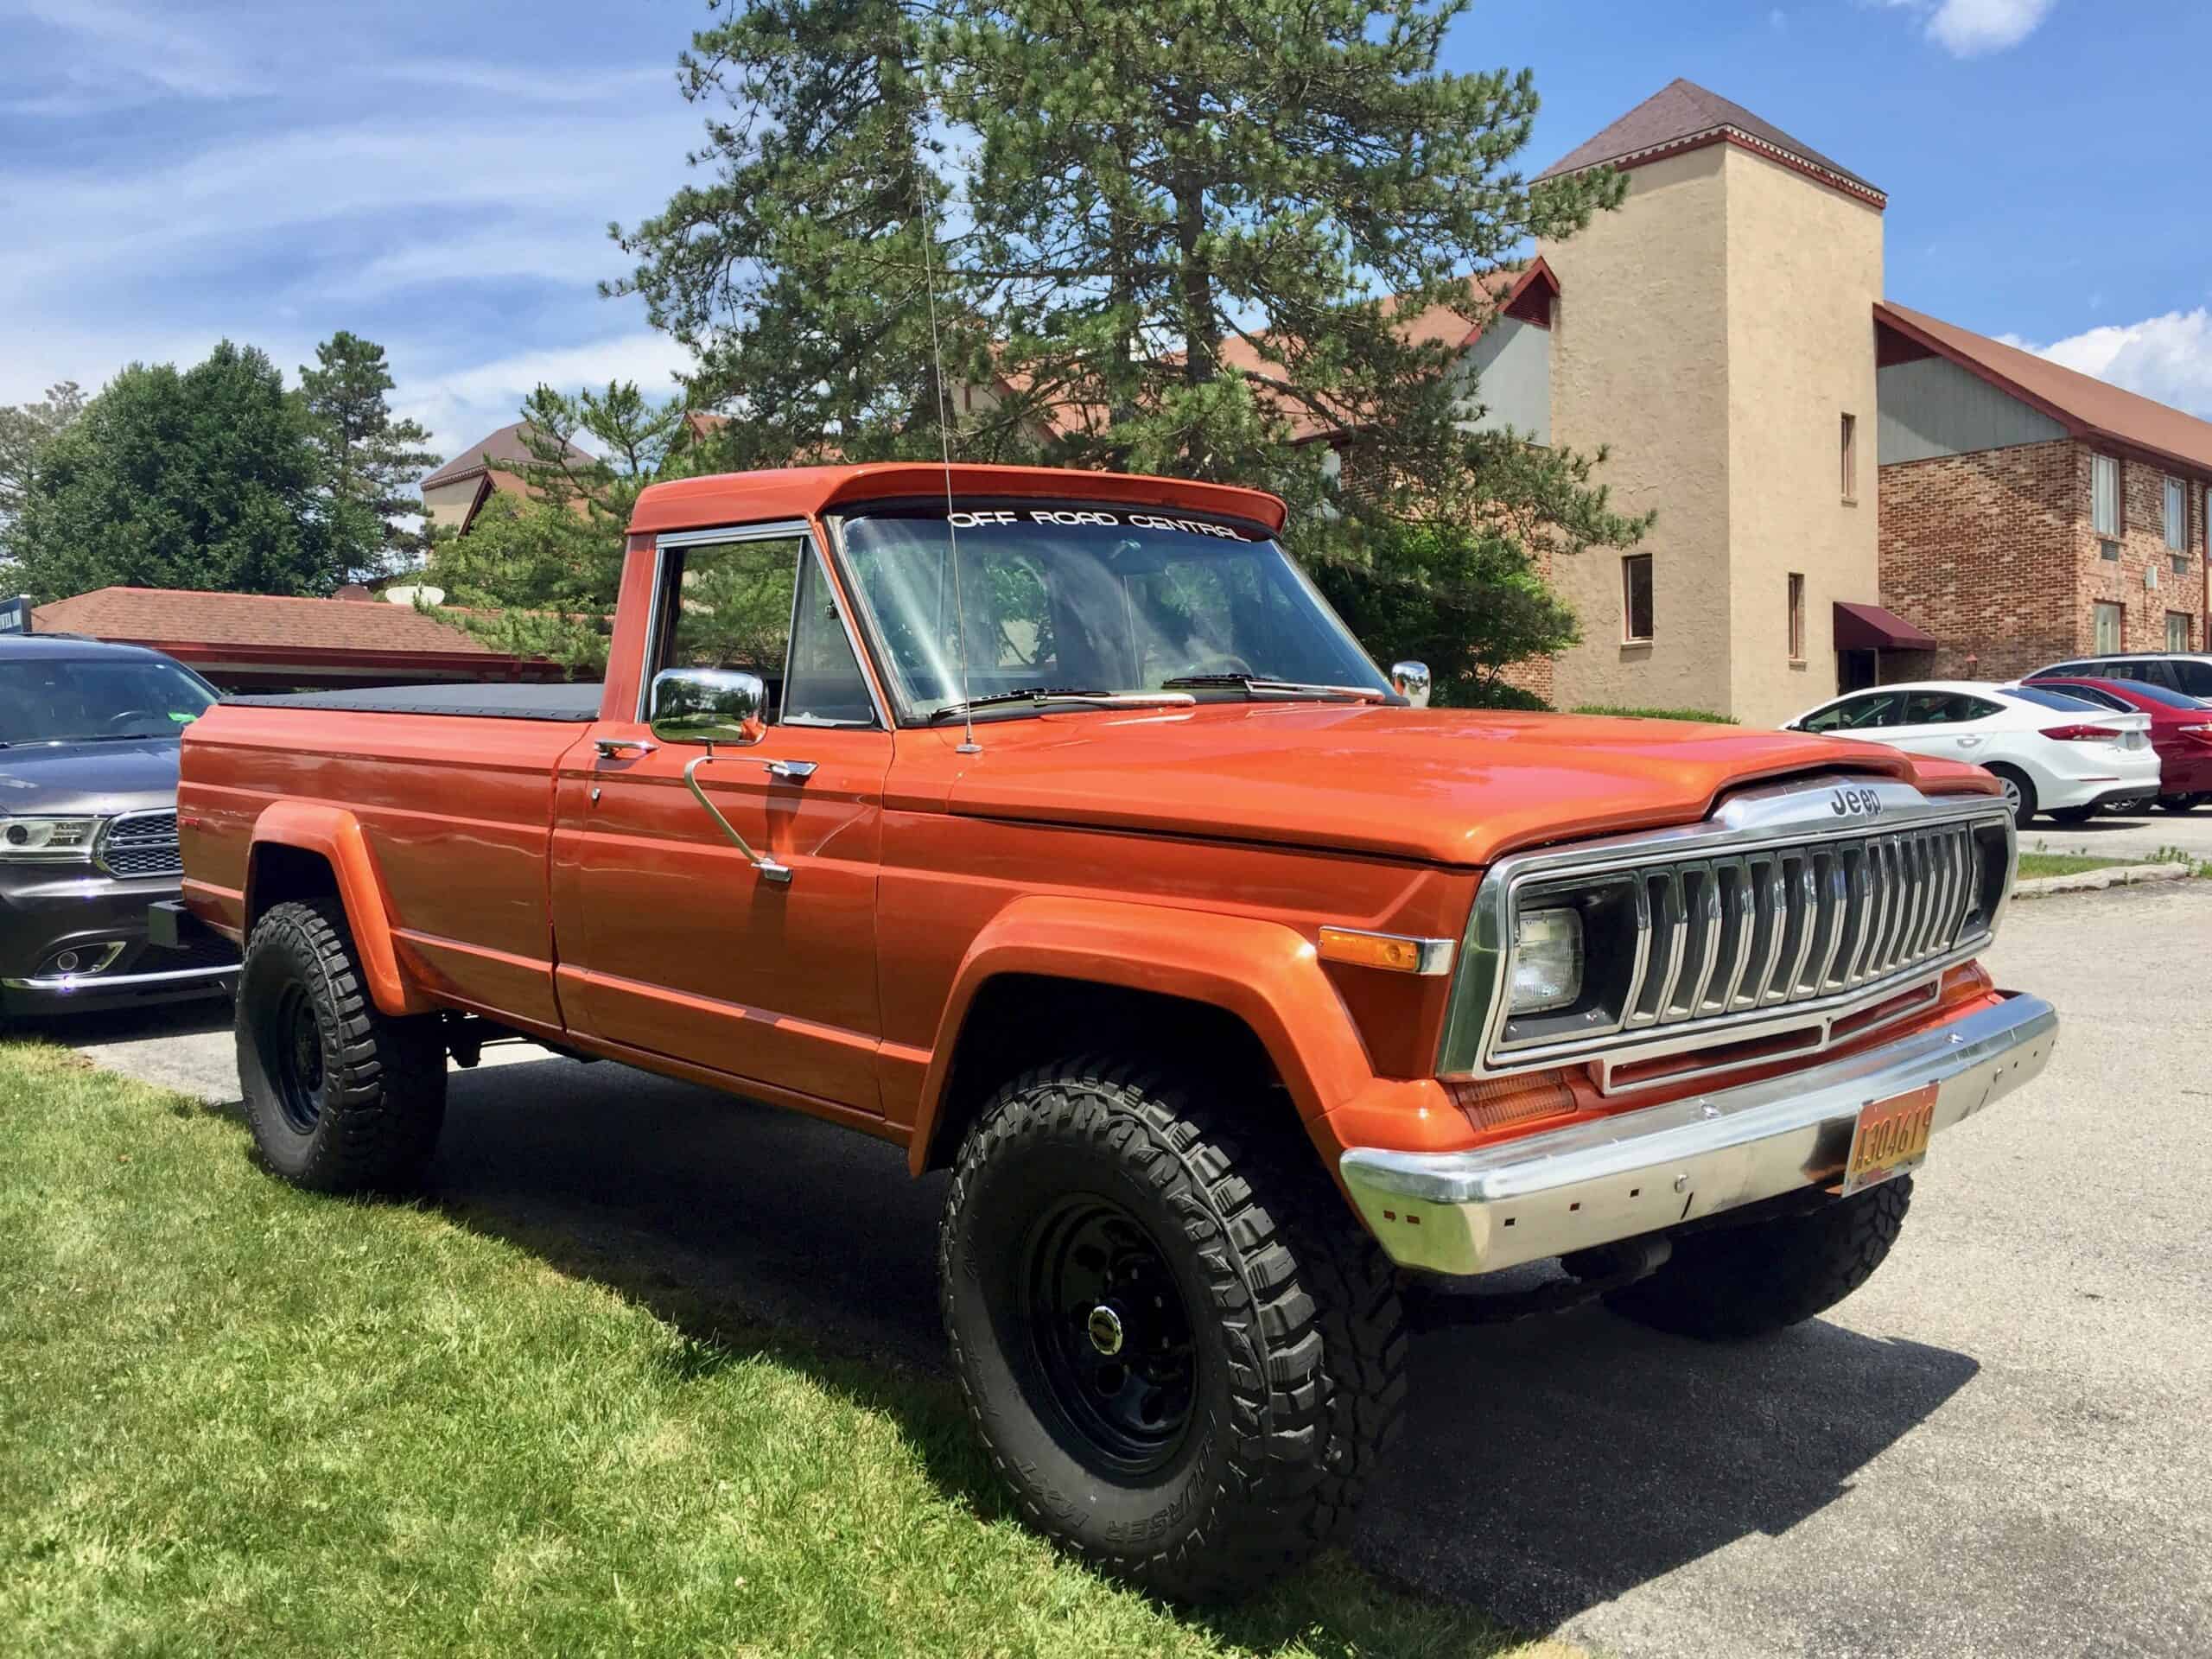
[174,462,2056,1600]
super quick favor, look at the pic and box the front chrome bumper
[1340,991,2057,1276]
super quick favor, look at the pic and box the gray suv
[0,635,238,1017]
[2025,653,2212,699]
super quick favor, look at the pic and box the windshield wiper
[66,732,175,743]
[1159,674,1388,702]
[929,686,1197,722]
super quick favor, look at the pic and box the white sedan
[1784,681,2160,828]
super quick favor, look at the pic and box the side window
[1903,691,1963,725]
[1957,696,2006,721]
[651,532,877,727]
[1802,691,1897,732]
[2173,660,2212,698]
[783,548,880,726]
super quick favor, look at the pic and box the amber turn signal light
[1316,925,1453,976]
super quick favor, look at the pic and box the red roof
[627,463,1287,538]
[34,587,508,654]
[1877,302,2212,479]
[421,421,594,491]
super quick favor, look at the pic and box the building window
[1623,555,1654,643]
[2100,540,2120,561]
[2094,601,2125,654]
[2165,477,2187,550]
[2176,554,2192,577]
[1840,414,1858,502]
[2169,612,2194,652]
[2092,454,2121,537]
[1788,573,1805,660]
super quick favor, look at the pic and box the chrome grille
[96,810,181,880]
[1436,776,2017,1086]
[1600,823,1980,1036]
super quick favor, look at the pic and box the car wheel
[1987,766,2036,829]
[236,898,447,1193]
[938,1056,1406,1603]
[1605,1178,1913,1339]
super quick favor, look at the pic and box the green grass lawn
[2014,852,2134,880]
[0,1043,1568,1659]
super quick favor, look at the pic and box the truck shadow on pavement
[425,1054,1980,1631]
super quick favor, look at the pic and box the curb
[2012,861,2198,899]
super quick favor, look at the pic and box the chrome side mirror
[646,667,791,886]
[1389,660,1432,709]
[650,667,768,747]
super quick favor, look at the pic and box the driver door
[563,524,893,1117]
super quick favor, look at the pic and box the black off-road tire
[1604,1177,1913,1340]
[938,1057,1407,1603]
[237,899,447,1194]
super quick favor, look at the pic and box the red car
[2024,677,2212,811]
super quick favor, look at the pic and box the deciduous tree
[10,344,342,601]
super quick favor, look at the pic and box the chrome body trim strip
[3,963,238,994]
[1345,991,2058,1277]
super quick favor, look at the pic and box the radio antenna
[914,127,980,755]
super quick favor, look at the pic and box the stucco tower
[1535,79,1887,726]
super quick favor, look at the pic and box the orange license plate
[1842,1083,1937,1195]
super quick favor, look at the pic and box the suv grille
[1438,780,2016,1087]
[97,810,181,880]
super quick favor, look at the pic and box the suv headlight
[0,816,102,862]
[1509,906,1584,1014]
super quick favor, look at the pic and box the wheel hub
[1022,1196,1197,1475]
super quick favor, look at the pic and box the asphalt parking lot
[39,880,2212,1659]
[2021,798,2212,862]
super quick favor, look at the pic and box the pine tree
[609,0,1652,694]
[300,331,442,584]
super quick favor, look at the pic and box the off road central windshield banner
[944,508,1252,541]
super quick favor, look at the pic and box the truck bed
[226,683,603,721]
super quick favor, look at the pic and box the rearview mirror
[650,667,768,747]
[1389,660,1432,709]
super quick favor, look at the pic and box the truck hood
[0,737,181,817]
[939,703,1963,866]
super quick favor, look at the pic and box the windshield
[0,657,218,745]
[2040,677,2207,710]
[836,507,1389,721]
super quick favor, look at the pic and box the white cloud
[391,333,697,464]
[5,0,268,103]
[2004,309,2212,420]
[1873,0,2056,57]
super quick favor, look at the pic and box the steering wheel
[1182,652,1255,677]
[107,709,160,730]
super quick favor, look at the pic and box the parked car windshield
[2042,678,2207,710]
[0,657,218,746]
[836,507,1389,721]
[2001,685,2105,713]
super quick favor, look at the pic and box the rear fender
[908,894,1388,1176]
[247,801,431,1017]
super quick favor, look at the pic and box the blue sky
[2,0,2206,468]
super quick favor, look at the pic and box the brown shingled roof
[33,587,505,656]
[421,421,594,491]
[1536,77,1882,204]
[1877,301,2212,479]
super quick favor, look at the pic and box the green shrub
[1443,678,1552,711]
[1569,703,1739,724]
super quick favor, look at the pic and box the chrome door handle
[594,736,658,760]
[764,760,818,782]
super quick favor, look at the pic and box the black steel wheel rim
[1021,1194,1198,1475]
[271,983,326,1134]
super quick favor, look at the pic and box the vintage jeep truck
[172,463,2056,1600]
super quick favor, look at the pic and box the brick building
[1874,303,2211,683]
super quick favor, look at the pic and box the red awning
[1834,601,1937,652]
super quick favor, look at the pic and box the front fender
[248,800,432,1018]
[908,893,1443,1176]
